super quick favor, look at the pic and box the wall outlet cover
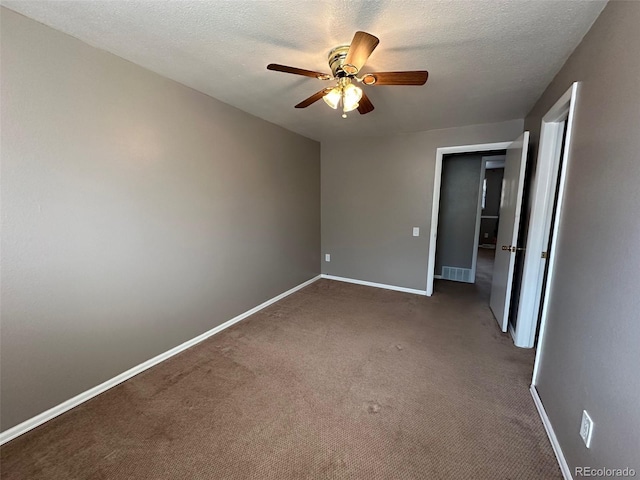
[580,410,594,448]
[412,227,420,237]
[325,254,330,262]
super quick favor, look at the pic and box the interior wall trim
[0,274,322,446]
[530,385,573,480]
[321,274,427,296]
[426,141,513,296]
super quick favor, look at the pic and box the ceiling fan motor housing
[328,45,353,77]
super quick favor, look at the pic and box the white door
[489,131,530,332]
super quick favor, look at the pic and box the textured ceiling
[3,0,607,141]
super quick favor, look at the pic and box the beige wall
[525,0,640,473]
[321,119,523,291]
[0,8,320,431]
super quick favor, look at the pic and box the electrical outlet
[484,232,489,238]
[325,254,330,262]
[580,410,594,448]
[413,227,420,237]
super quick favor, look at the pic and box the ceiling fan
[267,31,429,118]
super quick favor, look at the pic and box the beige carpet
[1,267,561,479]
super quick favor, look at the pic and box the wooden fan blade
[344,31,380,73]
[364,71,429,86]
[267,64,331,80]
[295,89,331,108]
[357,91,374,114]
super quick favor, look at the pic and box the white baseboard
[530,385,573,480]
[321,274,427,296]
[0,275,321,446]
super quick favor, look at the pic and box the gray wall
[435,154,482,275]
[0,8,320,431]
[321,119,523,291]
[525,1,640,473]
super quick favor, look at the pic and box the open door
[489,131,530,332]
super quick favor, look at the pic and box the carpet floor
[1,259,561,479]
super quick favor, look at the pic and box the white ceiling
[3,0,606,142]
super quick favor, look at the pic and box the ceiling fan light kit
[322,78,363,118]
[267,31,429,118]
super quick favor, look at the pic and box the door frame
[515,82,579,350]
[471,155,505,279]
[470,157,488,282]
[426,142,511,296]
[476,154,506,250]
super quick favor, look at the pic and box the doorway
[476,157,505,296]
[428,133,531,336]
[479,157,506,249]
[427,86,577,350]
[434,151,505,289]
[426,141,511,297]
[517,83,579,350]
